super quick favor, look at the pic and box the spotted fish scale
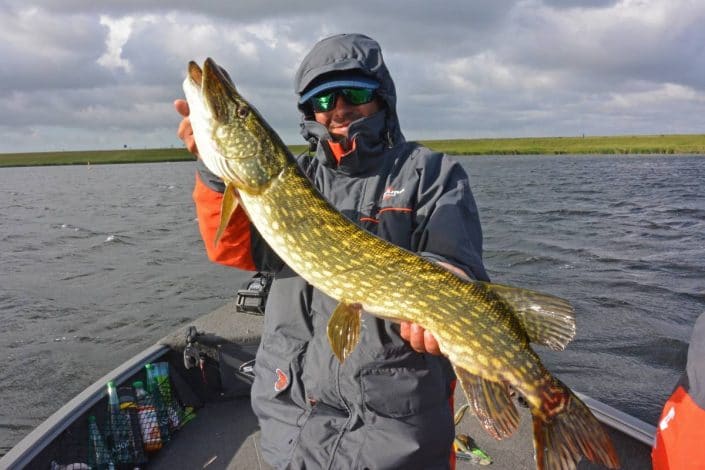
[244,164,532,375]
[182,58,620,470]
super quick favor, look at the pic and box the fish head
[183,58,288,194]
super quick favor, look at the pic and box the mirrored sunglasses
[310,88,376,112]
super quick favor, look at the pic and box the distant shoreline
[2,134,704,167]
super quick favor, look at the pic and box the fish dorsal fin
[327,301,363,363]
[453,365,519,439]
[485,282,576,351]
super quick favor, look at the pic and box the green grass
[419,134,705,156]
[1,134,704,167]
[0,148,195,167]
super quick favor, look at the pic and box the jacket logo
[659,406,675,430]
[382,187,405,201]
[274,368,289,392]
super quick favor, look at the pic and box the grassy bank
[419,134,705,156]
[0,148,195,167]
[2,134,704,167]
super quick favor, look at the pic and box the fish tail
[530,378,620,470]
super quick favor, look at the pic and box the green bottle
[87,415,115,470]
[152,362,181,429]
[106,381,137,464]
[145,363,170,443]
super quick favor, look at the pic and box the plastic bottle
[87,415,115,470]
[106,380,137,465]
[144,363,157,394]
[133,380,162,452]
[118,386,146,465]
[152,362,181,428]
[144,363,170,443]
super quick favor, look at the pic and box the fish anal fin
[327,301,362,363]
[485,282,576,351]
[214,182,240,246]
[453,365,519,439]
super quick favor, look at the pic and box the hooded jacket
[192,33,489,470]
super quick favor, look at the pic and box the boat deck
[1,300,655,469]
[149,303,653,470]
[148,395,267,469]
[147,386,652,469]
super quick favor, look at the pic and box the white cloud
[446,53,558,92]
[97,15,135,72]
[1,0,704,152]
[608,82,704,109]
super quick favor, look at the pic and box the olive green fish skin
[241,162,549,401]
[183,58,619,470]
[186,58,551,399]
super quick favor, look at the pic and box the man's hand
[399,321,442,355]
[174,99,199,157]
[399,261,470,356]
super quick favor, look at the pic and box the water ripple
[1,156,704,455]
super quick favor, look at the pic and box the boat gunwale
[0,344,169,470]
[576,392,656,447]
[1,315,659,468]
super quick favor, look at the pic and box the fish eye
[237,106,250,119]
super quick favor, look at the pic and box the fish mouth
[184,59,242,187]
[187,60,203,90]
[201,58,238,124]
[186,58,238,125]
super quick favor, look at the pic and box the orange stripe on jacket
[192,173,257,271]
[652,385,705,469]
[360,207,413,224]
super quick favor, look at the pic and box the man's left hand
[399,261,470,356]
[399,321,442,355]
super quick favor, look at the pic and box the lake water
[1,155,704,456]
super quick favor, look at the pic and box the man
[652,312,705,469]
[175,33,489,469]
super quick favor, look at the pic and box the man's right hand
[174,99,199,157]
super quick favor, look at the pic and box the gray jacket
[200,34,489,469]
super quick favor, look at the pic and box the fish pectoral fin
[453,365,519,440]
[214,182,240,246]
[327,301,363,363]
[485,282,576,351]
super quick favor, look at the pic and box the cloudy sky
[2,0,703,153]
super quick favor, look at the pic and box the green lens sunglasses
[310,88,376,112]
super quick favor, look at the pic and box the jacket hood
[294,34,404,151]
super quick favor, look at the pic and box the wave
[600,337,689,371]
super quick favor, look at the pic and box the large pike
[182,58,620,470]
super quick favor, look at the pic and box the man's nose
[332,94,352,112]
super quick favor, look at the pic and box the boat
[0,292,656,469]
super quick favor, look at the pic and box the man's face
[313,93,381,140]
